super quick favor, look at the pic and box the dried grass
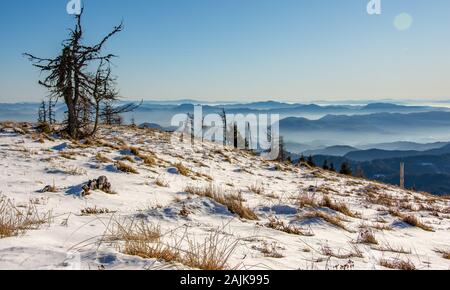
[248,183,264,195]
[155,176,169,187]
[96,153,113,163]
[321,195,360,218]
[379,258,415,270]
[175,163,190,176]
[390,209,434,232]
[253,241,284,258]
[0,197,51,238]
[115,161,139,174]
[121,155,136,163]
[81,207,113,216]
[108,219,237,270]
[297,193,318,208]
[266,216,312,236]
[357,228,378,245]
[320,244,364,259]
[184,184,258,220]
[298,211,349,232]
[434,249,450,260]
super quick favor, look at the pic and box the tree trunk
[91,101,100,136]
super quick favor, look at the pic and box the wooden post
[400,162,405,189]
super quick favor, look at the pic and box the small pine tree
[233,123,238,149]
[340,162,352,176]
[299,155,306,163]
[329,163,336,172]
[48,100,56,124]
[277,136,285,161]
[286,155,292,164]
[307,155,315,167]
[38,101,47,123]
[322,160,330,170]
[356,166,365,178]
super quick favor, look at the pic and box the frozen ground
[0,123,449,270]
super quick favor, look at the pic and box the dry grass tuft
[0,197,51,238]
[367,194,396,207]
[97,140,122,150]
[248,183,264,195]
[320,244,364,259]
[253,241,285,258]
[371,223,393,231]
[183,232,239,270]
[155,176,169,187]
[379,258,416,270]
[401,215,434,232]
[297,193,318,208]
[434,249,450,260]
[59,151,77,160]
[357,228,378,245]
[371,242,411,254]
[298,211,349,231]
[140,154,157,167]
[129,146,140,156]
[175,163,190,176]
[81,207,113,216]
[121,155,136,163]
[321,195,360,218]
[115,161,139,174]
[110,219,161,243]
[390,209,434,232]
[96,153,113,163]
[184,184,258,220]
[266,216,312,236]
[108,219,237,270]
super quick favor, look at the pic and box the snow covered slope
[0,123,449,270]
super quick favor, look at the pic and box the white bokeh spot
[394,13,413,31]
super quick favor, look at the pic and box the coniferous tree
[219,109,227,146]
[340,162,352,176]
[48,99,56,125]
[277,136,285,161]
[299,155,306,164]
[307,155,315,167]
[329,162,336,172]
[322,160,330,170]
[356,166,365,178]
[233,123,238,149]
[38,101,47,123]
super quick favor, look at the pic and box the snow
[0,125,449,270]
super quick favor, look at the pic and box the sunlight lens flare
[394,13,413,31]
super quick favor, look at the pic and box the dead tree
[219,109,227,146]
[233,123,238,149]
[245,122,252,150]
[101,101,140,127]
[275,136,285,162]
[38,101,47,123]
[187,113,194,145]
[47,99,56,124]
[25,9,128,139]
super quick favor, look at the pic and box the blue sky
[0,0,449,103]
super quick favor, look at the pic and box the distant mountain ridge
[344,144,450,162]
[2,101,448,125]
[303,145,359,157]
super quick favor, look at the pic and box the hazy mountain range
[2,100,450,194]
[1,100,448,125]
